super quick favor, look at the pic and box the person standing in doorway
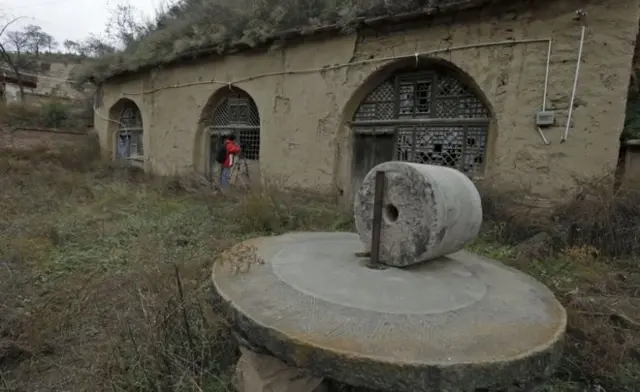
[216,133,241,189]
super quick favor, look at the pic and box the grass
[0,101,92,130]
[0,143,638,391]
[0,146,350,391]
[468,235,640,392]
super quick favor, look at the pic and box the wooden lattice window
[209,92,260,160]
[116,101,144,159]
[351,70,491,174]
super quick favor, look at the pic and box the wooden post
[368,170,387,270]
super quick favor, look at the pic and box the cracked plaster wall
[95,0,640,206]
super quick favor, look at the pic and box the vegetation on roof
[75,0,493,83]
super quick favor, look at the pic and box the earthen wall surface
[95,0,640,205]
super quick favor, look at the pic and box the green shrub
[43,102,70,128]
[0,101,89,129]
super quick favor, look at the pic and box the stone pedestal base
[232,347,328,392]
[214,232,566,391]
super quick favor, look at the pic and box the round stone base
[211,232,567,392]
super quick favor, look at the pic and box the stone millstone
[211,232,567,392]
[354,162,482,267]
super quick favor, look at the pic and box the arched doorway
[201,89,260,184]
[350,65,492,188]
[110,99,144,163]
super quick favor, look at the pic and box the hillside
[32,62,87,98]
[0,53,94,129]
[1,53,90,100]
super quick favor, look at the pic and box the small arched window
[351,68,491,175]
[210,91,260,160]
[116,101,144,160]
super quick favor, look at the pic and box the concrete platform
[211,232,567,392]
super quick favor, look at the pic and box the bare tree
[63,39,79,54]
[0,16,29,102]
[5,30,28,54]
[43,34,57,53]
[77,35,117,57]
[23,24,55,55]
[105,2,147,48]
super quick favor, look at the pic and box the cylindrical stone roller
[354,161,482,267]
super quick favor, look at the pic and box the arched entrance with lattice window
[349,63,493,192]
[108,98,144,166]
[197,87,261,185]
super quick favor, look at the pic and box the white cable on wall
[87,37,551,158]
[8,37,554,149]
[1,69,75,83]
[561,26,586,143]
[119,37,551,97]
[536,38,552,145]
[542,38,552,112]
[87,38,551,146]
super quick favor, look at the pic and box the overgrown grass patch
[471,202,640,392]
[0,101,90,129]
[1,144,639,392]
[0,146,349,391]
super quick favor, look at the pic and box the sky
[2,0,169,44]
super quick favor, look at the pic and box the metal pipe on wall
[562,26,587,143]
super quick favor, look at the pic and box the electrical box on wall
[536,111,556,126]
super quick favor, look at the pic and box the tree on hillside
[63,39,79,54]
[61,35,118,58]
[0,19,63,102]
[4,23,58,63]
[106,3,148,48]
[107,4,146,48]
[0,17,29,102]
[22,24,57,55]
[4,24,57,69]
[5,30,28,54]
[78,35,117,57]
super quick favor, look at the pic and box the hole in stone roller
[383,203,399,222]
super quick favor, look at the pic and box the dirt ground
[0,146,638,392]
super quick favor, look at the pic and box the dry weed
[475,180,551,244]
[0,144,349,392]
[478,174,640,259]
[0,101,90,129]
[216,242,264,276]
[475,178,640,392]
[2,141,639,391]
[554,175,640,258]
